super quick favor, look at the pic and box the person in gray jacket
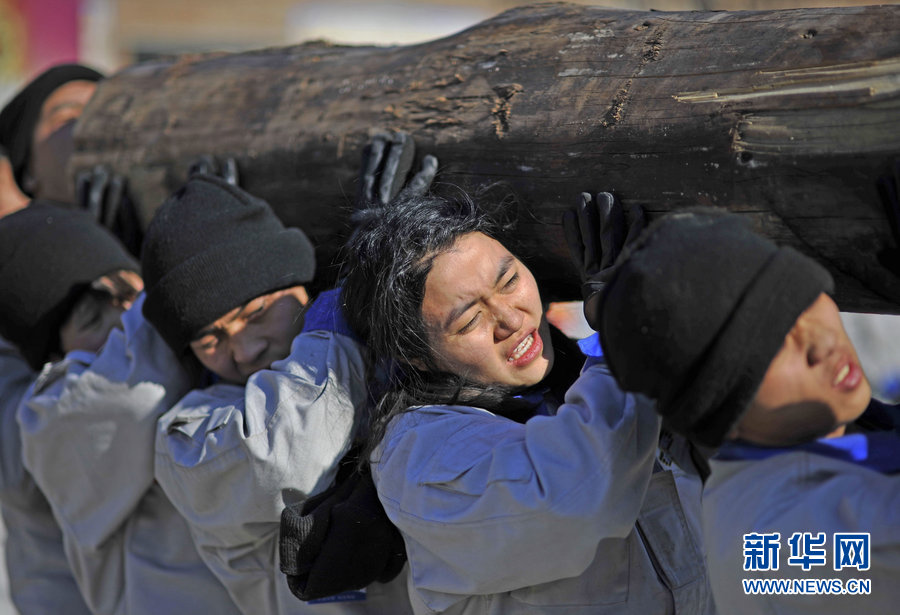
[15,207,241,614]
[0,202,139,614]
[597,207,900,614]
[338,189,714,614]
[145,173,414,614]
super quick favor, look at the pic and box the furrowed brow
[442,256,516,331]
[495,255,515,286]
[444,298,479,332]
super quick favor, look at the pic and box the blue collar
[716,402,900,474]
[576,332,607,370]
[576,333,604,359]
[300,288,358,340]
[511,386,555,416]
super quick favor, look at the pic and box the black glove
[279,453,406,601]
[75,166,142,256]
[188,154,239,186]
[563,191,644,329]
[877,160,900,278]
[357,132,437,207]
[76,165,124,228]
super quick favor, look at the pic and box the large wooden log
[71,2,900,311]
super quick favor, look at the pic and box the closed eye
[72,294,104,330]
[457,312,480,335]
[502,272,519,290]
[84,307,103,330]
[192,333,221,352]
[246,299,267,322]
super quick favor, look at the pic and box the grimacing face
[189,285,309,384]
[733,293,872,446]
[419,231,554,388]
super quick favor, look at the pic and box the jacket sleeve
[154,329,366,612]
[372,360,661,598]
[17,294,196,550]
[0,337,34,493]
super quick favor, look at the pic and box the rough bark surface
[71,2,900,311]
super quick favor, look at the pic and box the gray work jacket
[155,328,412,615]
[18,297,240,615]
[0,337,91,614]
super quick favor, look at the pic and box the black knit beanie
[598,209,834,448]
[0,201,138,370]
[141,175,316,354]
[0,64,103,194]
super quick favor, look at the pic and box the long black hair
[340,189,580,463]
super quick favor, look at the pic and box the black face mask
[26,118,76,203]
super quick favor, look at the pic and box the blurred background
[1,1,899,611]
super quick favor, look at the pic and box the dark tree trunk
[71,2,900,311]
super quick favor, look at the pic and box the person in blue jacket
[338,189,715,614]
[596,206,900,614]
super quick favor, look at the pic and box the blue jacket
[703,401,900,614]
[371,335,714,614]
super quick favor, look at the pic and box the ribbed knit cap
[0,201,138,369]
[141,175,316,354]
[0,64,103,193]
[598,209,834,448]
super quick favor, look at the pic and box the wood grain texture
[71,2,900,311]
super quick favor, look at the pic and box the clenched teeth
[509,333,534,361]
[833,364,850,386]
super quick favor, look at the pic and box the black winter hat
[141,175,316,354]
[0,201,138,370]
[597,209,834,448]
[0,64,103,193]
